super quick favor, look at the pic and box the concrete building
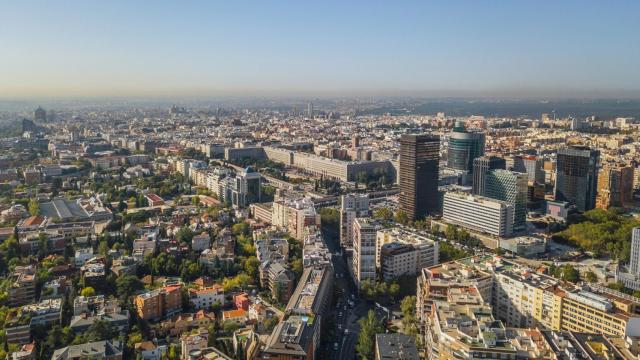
[261,316,319,360]
[596,164,634,210]
[442,192,515,237]
[51,340,123,360]
[272,197,320,241]
[352,218,381,288]
[376,227,439,280]
[512,155,545,184]
[134,285,182,321]
[374,334,419,360]
[339,193,370,247]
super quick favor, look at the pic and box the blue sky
[0,1,638,98]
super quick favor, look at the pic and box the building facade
[399,134,440,221]
[554,146,599,212]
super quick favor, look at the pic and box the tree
[445,224,458,241]
[356,310,385,360]
[98,240,109,256]
[373,208,393,222]
[263,316,279,332]
[291,259,303,281]
[389,283,400,299]
[175,226,194,244]
[28,198,40,216]
[223,320,240,335]
[243,256,261,281]
[80,287,96,297]
[585,271,597,283]
[561,264,580,283]
[116,274,143,301]
[400,295,419,336]
[232,222,250,236]
[395,210,409,226]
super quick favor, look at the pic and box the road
[323,230,373,360]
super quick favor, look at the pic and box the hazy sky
[1,1,639,98]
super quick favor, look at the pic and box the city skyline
[1,1,640,98]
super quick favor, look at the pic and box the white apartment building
[191,232,211,252]
[442,192,515,237]
[272,197,320,240]
[188,286,225,310]
[376,227,439,280]
[339,194,370,248]
[352,218,380,288]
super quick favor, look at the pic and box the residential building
[352,218,381,288]
[339,193,370,247]
[268,263,294,303]
[261,316,319,360]
[8,266,36,307]
[51,340,123,360]
[399,134,440,221]
[596,164,634,210]
[272,197,320,241]
[192,232,211,251]
[376,227,439,280]
[374,334,419,360]
[135,284,183,321]
[188,285,225,310]
[285,266,334,320]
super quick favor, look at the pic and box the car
[333,342,339,351]
[344,329,349,335]
[338,324,342,330]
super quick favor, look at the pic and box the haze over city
[1,0,639,99]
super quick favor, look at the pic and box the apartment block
[135,284,183,321]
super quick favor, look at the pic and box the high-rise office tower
[233,166,261,208]
[630,228,640,276]
[513,155,545,184]
[399,134,440,221]
[447,121,485,172]
[34,106,46,122]
[484,170,528,232]
[595,164,634,210]
[339,194,370,247]
[472,156,506,195]
[307,102,313,117]
[554,146,600,212]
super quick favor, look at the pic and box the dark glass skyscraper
[472,156,506,195]
[447,122,485,172]
[554,146,600,212]
[399,134,440,221]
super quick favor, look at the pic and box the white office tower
[352,218,380,289]
[442,192,515,238]
[339,194,370,247]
